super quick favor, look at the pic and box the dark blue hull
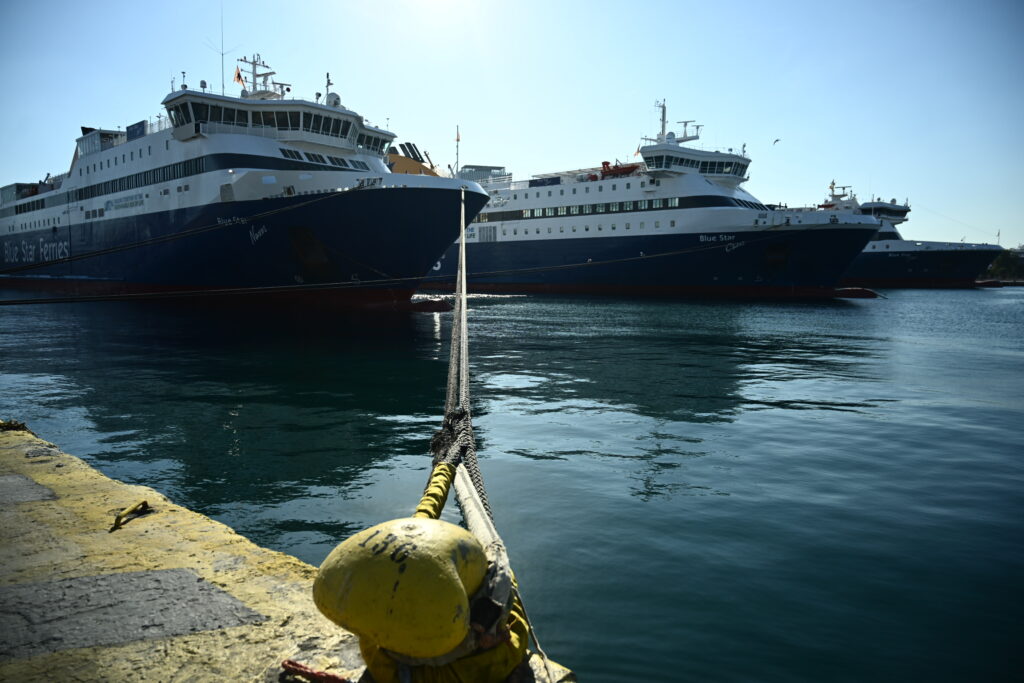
[840,247,1003,288]
[422,226,877,298]
[1,187,487,308]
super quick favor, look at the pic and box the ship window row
[14,198,45,215]
[9,215,62,231]
[70,157,207,202]
[333,156,369,170]
[475,195,768,223]
[512,181,642,201]
[645,155,748,176]
[280,148,368,170]
[167,102,359,141]
[303,114,353,139]
[79,145,154,176]
[497,220,679,237]
[1,153,371,218]
[355,134,388,153]
[175,103,252,128]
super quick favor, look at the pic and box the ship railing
[149,117,173,133]
[476,173,513,188]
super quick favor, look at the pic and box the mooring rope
[424,189,554,679]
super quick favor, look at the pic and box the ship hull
[423,224,878,299]
[2,186,488,308]
[840,246,1004,288]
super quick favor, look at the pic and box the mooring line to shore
[308,189,570,682]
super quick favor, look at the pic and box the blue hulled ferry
[1,55,487,308]
[828,186,1004,288]
[423,103,880,298]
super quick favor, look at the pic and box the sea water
[1,288,1021,682]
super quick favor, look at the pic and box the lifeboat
[600,160,639,180]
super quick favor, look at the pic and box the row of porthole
[12,215,62,231]
[512,179,663,200]
[78,144,156,177]
[512,181,640,200]
[499,219,678,237]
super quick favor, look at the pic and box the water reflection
[459,296,887,499]
[0,296,451,560]
[0,293,893,541]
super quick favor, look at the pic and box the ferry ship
[815,184,1005,288]
[0,55,488,308]
[422,103,881,298]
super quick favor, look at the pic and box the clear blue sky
[2,0,1021,246]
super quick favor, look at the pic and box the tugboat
[816,182,1005,288]
[422,102,880,299]
[0,54,488,308]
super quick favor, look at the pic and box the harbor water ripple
[1,288,1022,682]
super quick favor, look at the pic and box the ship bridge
[639,103,749,187]
[858,199,911,224]
[161,89,393,157]
[160,54,393,155]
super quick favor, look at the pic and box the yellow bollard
[313,517,487,659]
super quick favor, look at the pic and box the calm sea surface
[1,288,1022,682]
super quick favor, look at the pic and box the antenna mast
[220,3,225,95]
[236,54,290,99]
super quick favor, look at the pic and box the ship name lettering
[699,234,736,243]
[3,242,20,263]
[725,241,746,253]
[38,239,70,261]
[249,225,268,245]
[217,216,248,226]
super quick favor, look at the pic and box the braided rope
[425,188,555,679]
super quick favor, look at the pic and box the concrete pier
[0,422,365,681]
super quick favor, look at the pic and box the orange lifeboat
[600,160,640,180]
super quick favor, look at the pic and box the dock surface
[0,423,364,681]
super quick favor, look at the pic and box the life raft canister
[313,517,488,659]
